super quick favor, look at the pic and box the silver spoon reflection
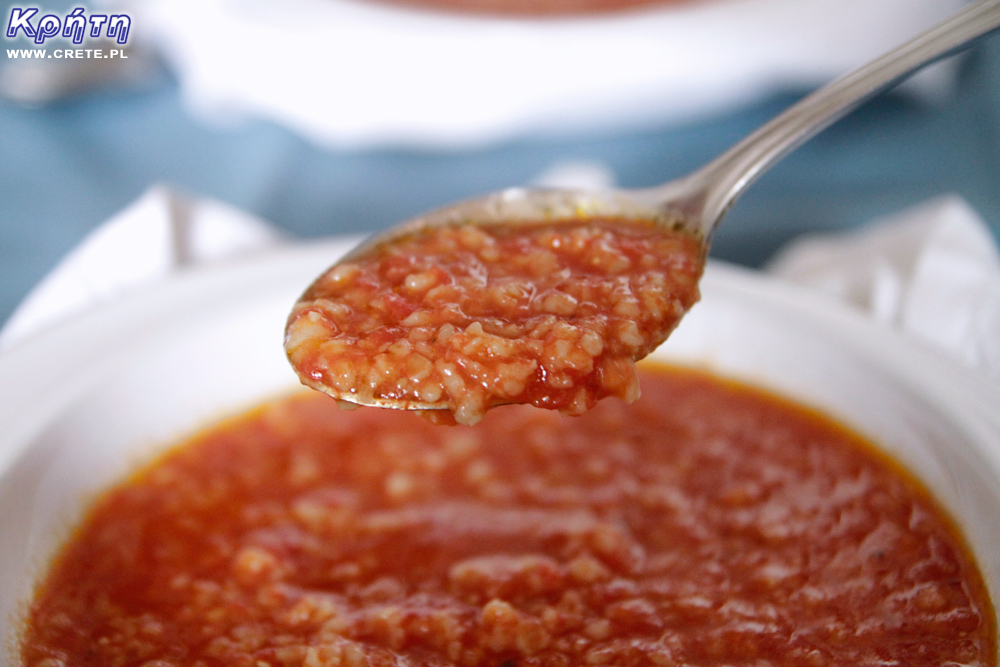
[286,0,1000,425]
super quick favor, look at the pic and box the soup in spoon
[285,219,703,426]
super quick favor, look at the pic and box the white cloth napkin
[3,186,999,386]
[766,195,1000,381]
[125,0,964,148]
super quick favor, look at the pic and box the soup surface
[285,220,703,425]
[21,364,995,667]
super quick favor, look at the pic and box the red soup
[285,219,704,425]
[21,364,996,667]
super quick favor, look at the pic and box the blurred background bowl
[127,0,966,148]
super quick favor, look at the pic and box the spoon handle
[682,0,1000,238]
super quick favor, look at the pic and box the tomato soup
[21,364,995,667]
[285,220,703,425]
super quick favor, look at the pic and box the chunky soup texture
[21,365,995,667]
[285,220,703,425]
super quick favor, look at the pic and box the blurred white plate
[128,0,965,147]
[1,241,998,657]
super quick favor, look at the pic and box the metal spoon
[286,0,1000,423]
[340,0,1000,257]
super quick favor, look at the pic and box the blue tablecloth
[1,36,998,326]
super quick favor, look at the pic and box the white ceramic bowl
[1,238,998,660]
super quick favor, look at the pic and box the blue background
[1,9,998,327]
